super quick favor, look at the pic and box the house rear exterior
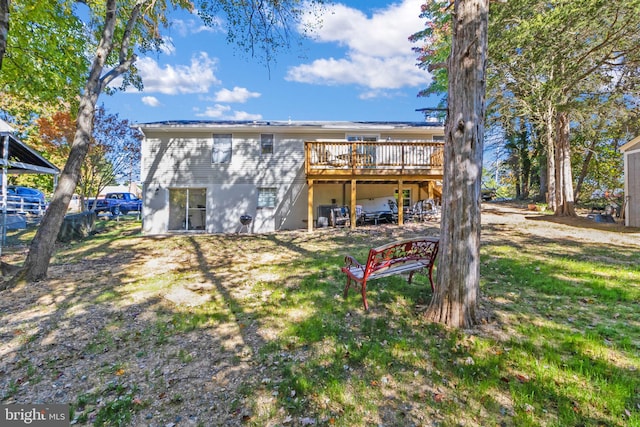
[138,121,445,234]
[621,136,640,227]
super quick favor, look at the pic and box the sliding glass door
[168,188,206,231]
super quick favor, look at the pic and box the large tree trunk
[574,139,596,202]
[537,153,546,202]
[0,0,8,70]
[554,111,576,216]
[14,0,118,283]
[518,124,531,199]
[425,0,488,328]
[514,160,522,199]
[544,108,556,210]
[20,96,100,281]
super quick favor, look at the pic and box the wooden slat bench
[341,237,439,310]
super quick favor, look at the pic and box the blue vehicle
[86,192,142,215]
[1,185,47,216]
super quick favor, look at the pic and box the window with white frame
[258,187,277,208]
[346,135,378,142]
[394,189,411,209]
[212,134,232,163]
[261,134,274,154]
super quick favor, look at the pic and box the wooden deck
[304,140,445,231]
[305,140,444,181]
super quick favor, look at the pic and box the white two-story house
[138,120,445,234]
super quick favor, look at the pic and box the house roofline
[135,120,445,133]
[621,135,640,152]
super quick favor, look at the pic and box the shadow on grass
[0,220,638,426]
[236,228,639,426]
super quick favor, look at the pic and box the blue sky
[102,0,441,124]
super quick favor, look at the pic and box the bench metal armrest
[344,255,364,270]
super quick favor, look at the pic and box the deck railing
[305,140,444,173]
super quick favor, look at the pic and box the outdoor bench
[341,237,439,310]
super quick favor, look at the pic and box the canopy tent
[0,119,60,253]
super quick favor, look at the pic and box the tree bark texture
[425,0,488,328]
[19,0,118,282]
[517,123,531,200]
[544,107,556,210]
[0,0,8,70]
[553,111,576,216]
[574,140,595,202]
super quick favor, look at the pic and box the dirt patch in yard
[481,202,638,244]
[0,202,638,426]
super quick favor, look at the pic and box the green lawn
[1,214,638,426]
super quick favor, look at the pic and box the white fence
[0,194,46,216]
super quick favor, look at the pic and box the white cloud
[358,89,400,100]
[141,96,161,107]
[159,36,176,56]
[136,52,220,95]
[195,104,262,121]
[171,19,191,37]
[195,104,231,118]
[172,17,224,38]
[230,110,263,120]
[214,87,261,103]
[289,0,429,93]
[287,54,426,89]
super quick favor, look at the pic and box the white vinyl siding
[139,122,445,234]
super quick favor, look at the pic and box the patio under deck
[304,140,444,230]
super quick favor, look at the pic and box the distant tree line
[411,0,640,212]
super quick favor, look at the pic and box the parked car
[1,185,47,215]
[86,192,142,215]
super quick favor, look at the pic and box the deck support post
[397,180,404,225]
[307,179,314,232]
[350,179,357,229]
